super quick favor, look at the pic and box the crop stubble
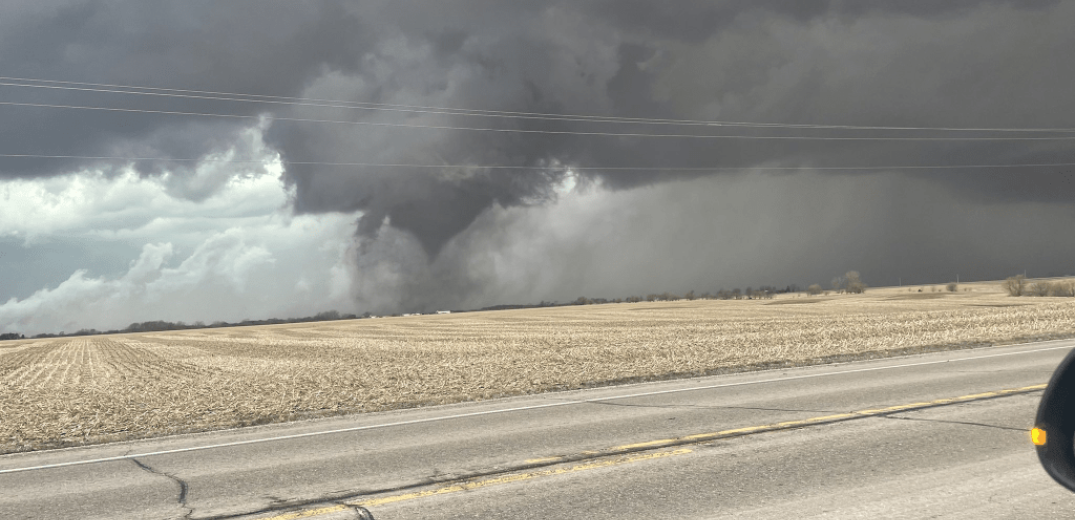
[2,286,1075,454]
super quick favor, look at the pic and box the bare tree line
[1003,275,1075,297]
[579,285,801,305]
[4,310,360,341]
[575,271,869,305]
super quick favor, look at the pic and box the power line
[2,75,1073,134]
[2,153,1072,171]
[1,79,808,129]
[3,100,1075,141]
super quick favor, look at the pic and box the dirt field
[3,280,1075,454]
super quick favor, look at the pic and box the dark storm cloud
[272,0,1072,260]
[0,0,372,180]
[2,0,1074,313]
[571,0,1060,43]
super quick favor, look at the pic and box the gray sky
[1,0,1073,334]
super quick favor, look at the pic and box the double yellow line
[261,383,1046,519]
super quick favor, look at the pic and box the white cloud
[0,211,358,335]
[0,120,285,247]
[0,134,362,335]
[0,166,286,246]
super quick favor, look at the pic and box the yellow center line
[258,382,1046,519]
[609,438,678,451]
[264,505,348,520]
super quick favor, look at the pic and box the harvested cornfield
[3,280,1075,454]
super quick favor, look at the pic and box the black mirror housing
[1036,347,1075,492]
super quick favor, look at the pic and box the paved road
[3,339,1075,519]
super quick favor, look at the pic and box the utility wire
[2,154,1072,171]
[3,100,1075,141]
[1,79,814,129]
[2,75,1073,134]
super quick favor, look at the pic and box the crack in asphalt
[131,458,193,519]
[879,414,1029,433]
[188,479,465,519]
[333,501,375,519]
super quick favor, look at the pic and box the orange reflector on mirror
[1032,427,1047,446]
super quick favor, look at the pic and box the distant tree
[1002,275,1027,296]
[700,292,711,300]
[1028,283,1051,297]
[684,290,696,300]
[0,333,25,341]
[1053,282,1075,297]
[946,282,958,292]
[574,296,591,305]
[845,271,867,294]
[646,294,658,302]
[124,320,183,333]
[732,288,742,300]
[806,284,823,296]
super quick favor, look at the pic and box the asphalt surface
[3,339,1075,519]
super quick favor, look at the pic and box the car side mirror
[1035,347,1075,492]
